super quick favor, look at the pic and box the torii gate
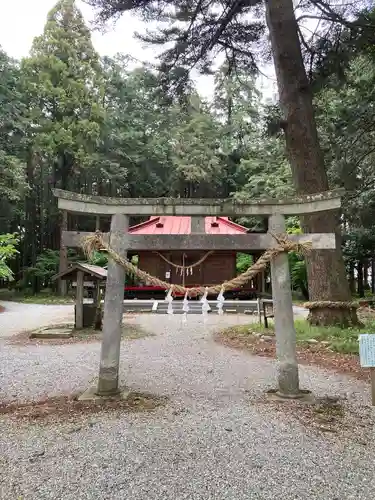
[54,188,343,399]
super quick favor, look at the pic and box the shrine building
[125,216,266,299]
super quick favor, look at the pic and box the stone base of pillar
[277,362,300,396]
[266,388,314,402]
[78,386,130,401]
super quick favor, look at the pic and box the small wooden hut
[52,263,107,329]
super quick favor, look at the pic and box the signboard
[165,271,171,279]
[72,281,95,288]
[359,334,375,368]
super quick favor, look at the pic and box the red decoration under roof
[129,216,248,235]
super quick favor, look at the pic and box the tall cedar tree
[22,0,104,293]
[170,94,222,197]
[0,50,26,230]
[88,0,372,326]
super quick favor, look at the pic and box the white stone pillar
[97,214,128,396]
[269,214,300,396]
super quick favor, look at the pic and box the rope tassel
[182,291,189,323]
[216,286,225,315]
[166,287,174,315]
[200,287,211,322]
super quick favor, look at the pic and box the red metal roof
[129,216,248,235]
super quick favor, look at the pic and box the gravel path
[0,301,73,337]
[0,307,374,499]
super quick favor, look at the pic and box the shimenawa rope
[82,231,312,297]
[303,300,359,310]
[154,251,214,270]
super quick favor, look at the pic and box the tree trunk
[58,210,68,296]
[357,261,364,298]
[349,262,355,295]
[265,0,358,327]
[363,259,369,290]
[300,283,309,301]
[24,151,39,293]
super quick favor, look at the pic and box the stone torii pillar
[97,214,128,396]
[269,214,299,396]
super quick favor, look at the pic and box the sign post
[359,334,375,406]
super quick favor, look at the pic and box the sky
[0,0,278,100]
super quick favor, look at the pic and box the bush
[22,249,60,290]
[236,253,253,274]
[289,256,308,300]
[0,233,19,281]
[89,250,108,268]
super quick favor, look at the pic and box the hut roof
[52,262,107,282]
[129,216,248,235]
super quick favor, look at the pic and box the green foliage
[21,0,103,177]
[213,66,261,152]
[314,50,375,276]
[285,219,308,299]
[88,0,265,82]
[233,134,293,203]
[1,0,109,292]
[171,95,222,196]
[98,59,169,197]
[0,288,74,303]
[0,233,19,281]
[1,0,374,305]
[88,250,108,268]
[238,318,375,355]
[22,248,83,290]
[289,257,309,300]
[343,228,375,264]
[236,253,253,275]
[23,249,60,288]
[285,217,301,234]
[292,319,371,356]
[0,49,27,229]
